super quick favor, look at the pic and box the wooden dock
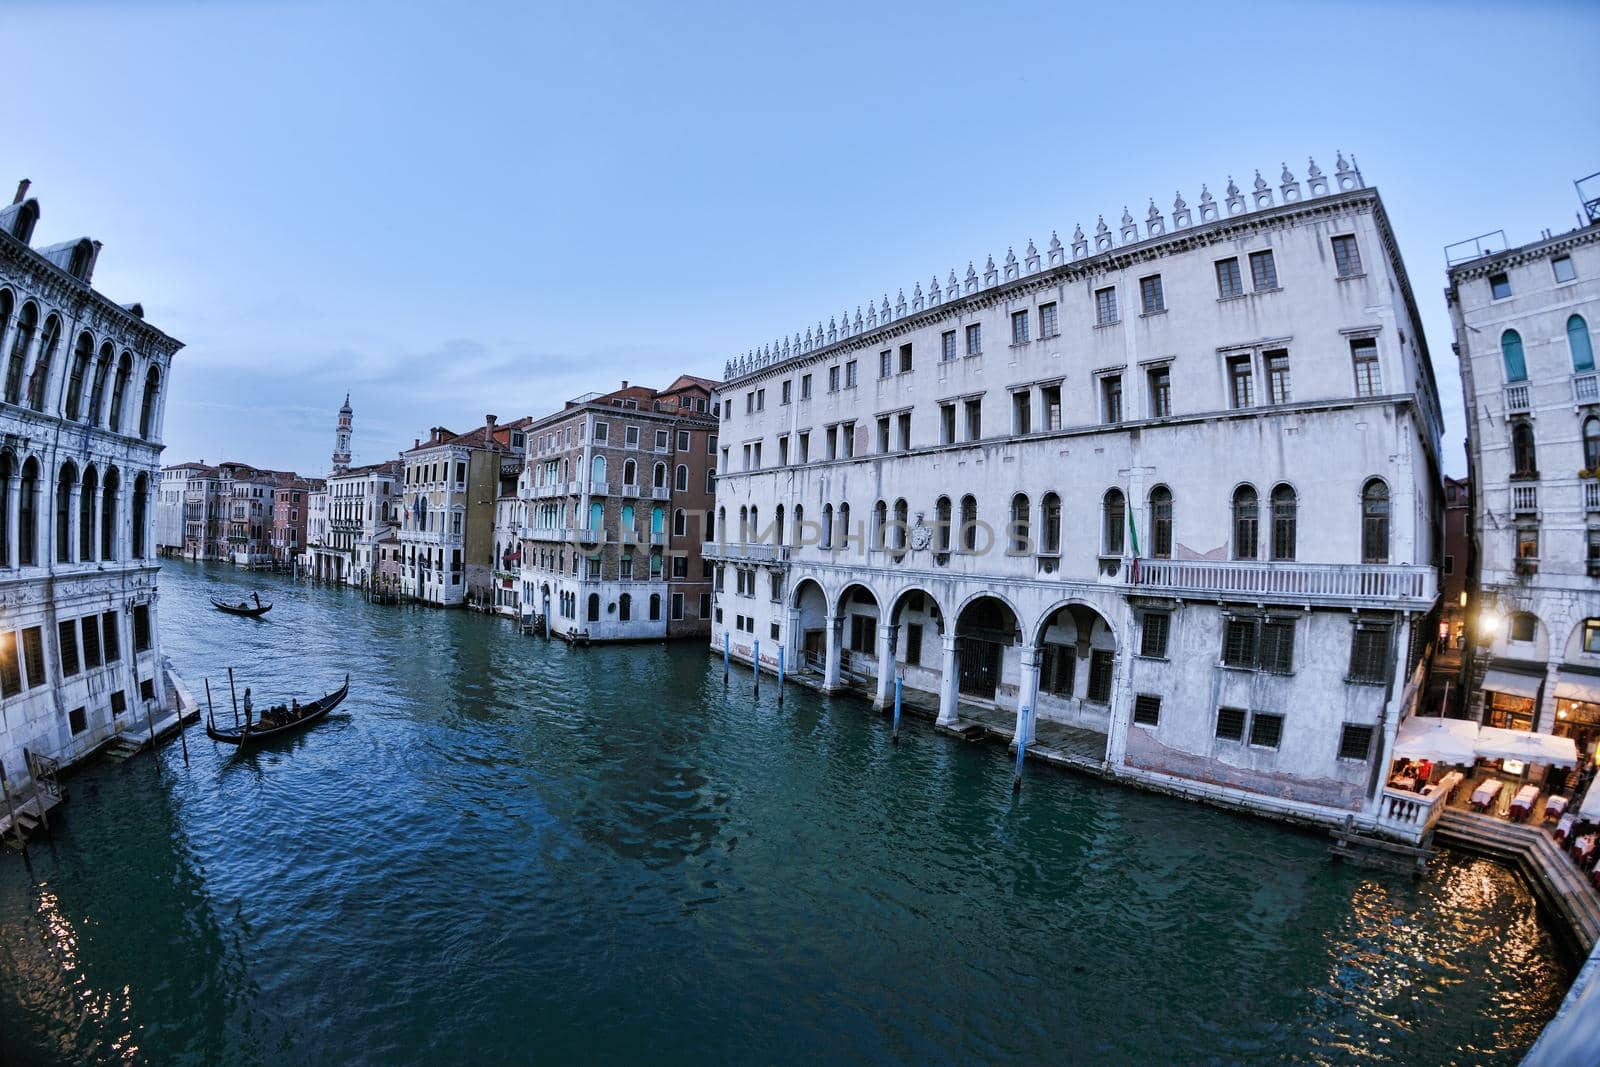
[0,790,64,847]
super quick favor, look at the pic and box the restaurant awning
[1474,725,1579,769]
[1581,786,1600,821]
[1482,669,1542,700]
[1394,716,1479,764]
[1554,673,1600,706]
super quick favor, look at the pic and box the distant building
[0,178,186,791]
[157,462,208,555]
[519,376,718,640]
[271,478,320,565]
[1448,204,1600,756]
[217,461,292,566]
[307,460,399,585]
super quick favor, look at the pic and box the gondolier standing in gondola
[252,592,262,609]
[242,687,253,726]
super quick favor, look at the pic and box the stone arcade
[708,156,1446,838]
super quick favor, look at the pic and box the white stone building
[0,180,185,791]
[1448,203,1600,761]
[156,462,198,554]
[398,417,518,607]
[308,460,400,585]
[708,156,1445,839]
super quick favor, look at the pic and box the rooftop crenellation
[722,152,1365,381]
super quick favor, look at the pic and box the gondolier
[206,675,350,747]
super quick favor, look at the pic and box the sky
[5,0,1598,477]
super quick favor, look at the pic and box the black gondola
[205,675,350,746]
[211,597,272,617]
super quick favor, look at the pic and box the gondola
[205,674,350,746]
[211,597,272,617]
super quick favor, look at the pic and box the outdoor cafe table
[1555,813,1576,845]
[1544,794,1570,821]
[1471,779,1502,812]
[1437,770,1465,802]
[1511,784,1541,819]
[1575,835,1598,865]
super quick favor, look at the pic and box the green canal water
[0,561,1575,1064]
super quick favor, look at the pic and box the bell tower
[333,393,353,474]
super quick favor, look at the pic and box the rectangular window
[1148,367,1171,418]
[58,620,80,677]
[1331,234,1362,277]
[1140,611,1170,658]
[82,616,102,669]
[1553,255,1577,283]
[964,398,982,441]
[1222,619,1258,668]
[133,605,151,652]
[797,432,809,463]
[880,349,893,379]
[594,421,610,443]
[778,435,789,465]
[624,425,640,448]
[1086,649,1114,703]
[22,626,44,688]
[905,623,922,666]
[1039,302,1058,338]
[1338,724,1375,761]
[1011,310,1030,345]
[1139,274,1165,315]
[841,421,855,457]
[899,344,912,373]
[781,380,792,405]
[1012,392,1031,435]
[828,366,840,392]
[1044,645,1076,697]
[940,403,957,445]
[140,678,155,703]
[69,706,87,736]
[1215,706,1246,742]
[111,690,126,716]
[1249,712,1283,749]
[103,612,120,662]
[1101,375,1123,424]
[655,429,669,450]
[897,412,911,451]
[1095,286,1118,326]
[1041,384,1062,430]
[1258,620,1295,674]
[965,322,982,356]
[941,330,957,362]
[745,393,754,414]
[877,416,891,453]
[1249,249,1278,291]
[1265,349,1291,405]
[1133,695,1161,727]
[1227,355,1254,408]
[825,427,838,460]
[845,361,857,388]
[1216,257,1245,299]
[801,374,813,400]
[1351,339,1381,397]
[1349,625,1390,684]
[1490,272,1512,300]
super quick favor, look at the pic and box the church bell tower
[333,394,353,474]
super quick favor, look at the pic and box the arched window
[960,495,978,552]
[619,593,631,621]
[774,504,785,547]
[649,594,661,620]
[5,302,38,404]
[873,500,888,549]
[0,452,10,566]
[132,472,149,558]
[672,507,687,537]
[65,332,91,420]
[1010,493,1030,554]
[623,458,636,486]
[587,593,600,621]
[1511,420,1538,477]
[1149,486,1172,559]
[1570,315,1595,372]
[821,504,833,549]
[101,467,119,560]
[1041,492,1061,554]
[88,342,113,424]
[1270,484,1297,560]
[18,458,38,566]
[653,462,666,489]
[1232,485,1259,560]
[1502,329,1527,382]
[936,496,952,552]
[588,501,603,533]
[27,315,60,411]
[838,502,851,549]
[893,499,908,552]
[1103,489,1125,555]
[591,455,605,482]
[792,504,803,546]
[0,292,12,362]
[1362,478,1390,563]
[650,505,664,535]
[749,507,758,543]
[56,463,76,563]
[675,464,688,492]
[79,466,97,562]
[1585,418,1600,471]
[738,505,748,543]
[109,352,132,432]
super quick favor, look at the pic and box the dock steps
[0,790,64,846]
[102,736,147,763]
[1329,821,1435,874]
[1437,809,1600,953]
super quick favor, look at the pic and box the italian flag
[1128,490,1141,583]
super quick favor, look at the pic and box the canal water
[0,561,1574,1065]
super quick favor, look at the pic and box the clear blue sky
[8,0,1598,476]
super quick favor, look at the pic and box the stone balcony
[703,542,786,564]
[1128,558,1436,608]
[1372,784,1448,845]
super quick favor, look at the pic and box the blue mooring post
[753,639,760,696]
[892,674,903,744]
[1013,704,1030,791]
[723,631,730,685]
[777,646,785,704]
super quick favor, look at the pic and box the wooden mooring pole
[147,700,160,776]
[892,674,902,744]
[777,646,785,705]
[753,639,760,697]
[0,759,25,850]
[227,667,240,726]
[1012,704,1030,792]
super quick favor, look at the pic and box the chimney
[12,179,29,205]
[485,414,497,429]
[621,380,629,390]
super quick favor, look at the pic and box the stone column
[873,622,899,709]
[66,482,81,565]
[823,612,843,692]
[4,474,17,569]
[1014,644,1041,744]
[786,606,801,670]
[937,632,960,726]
